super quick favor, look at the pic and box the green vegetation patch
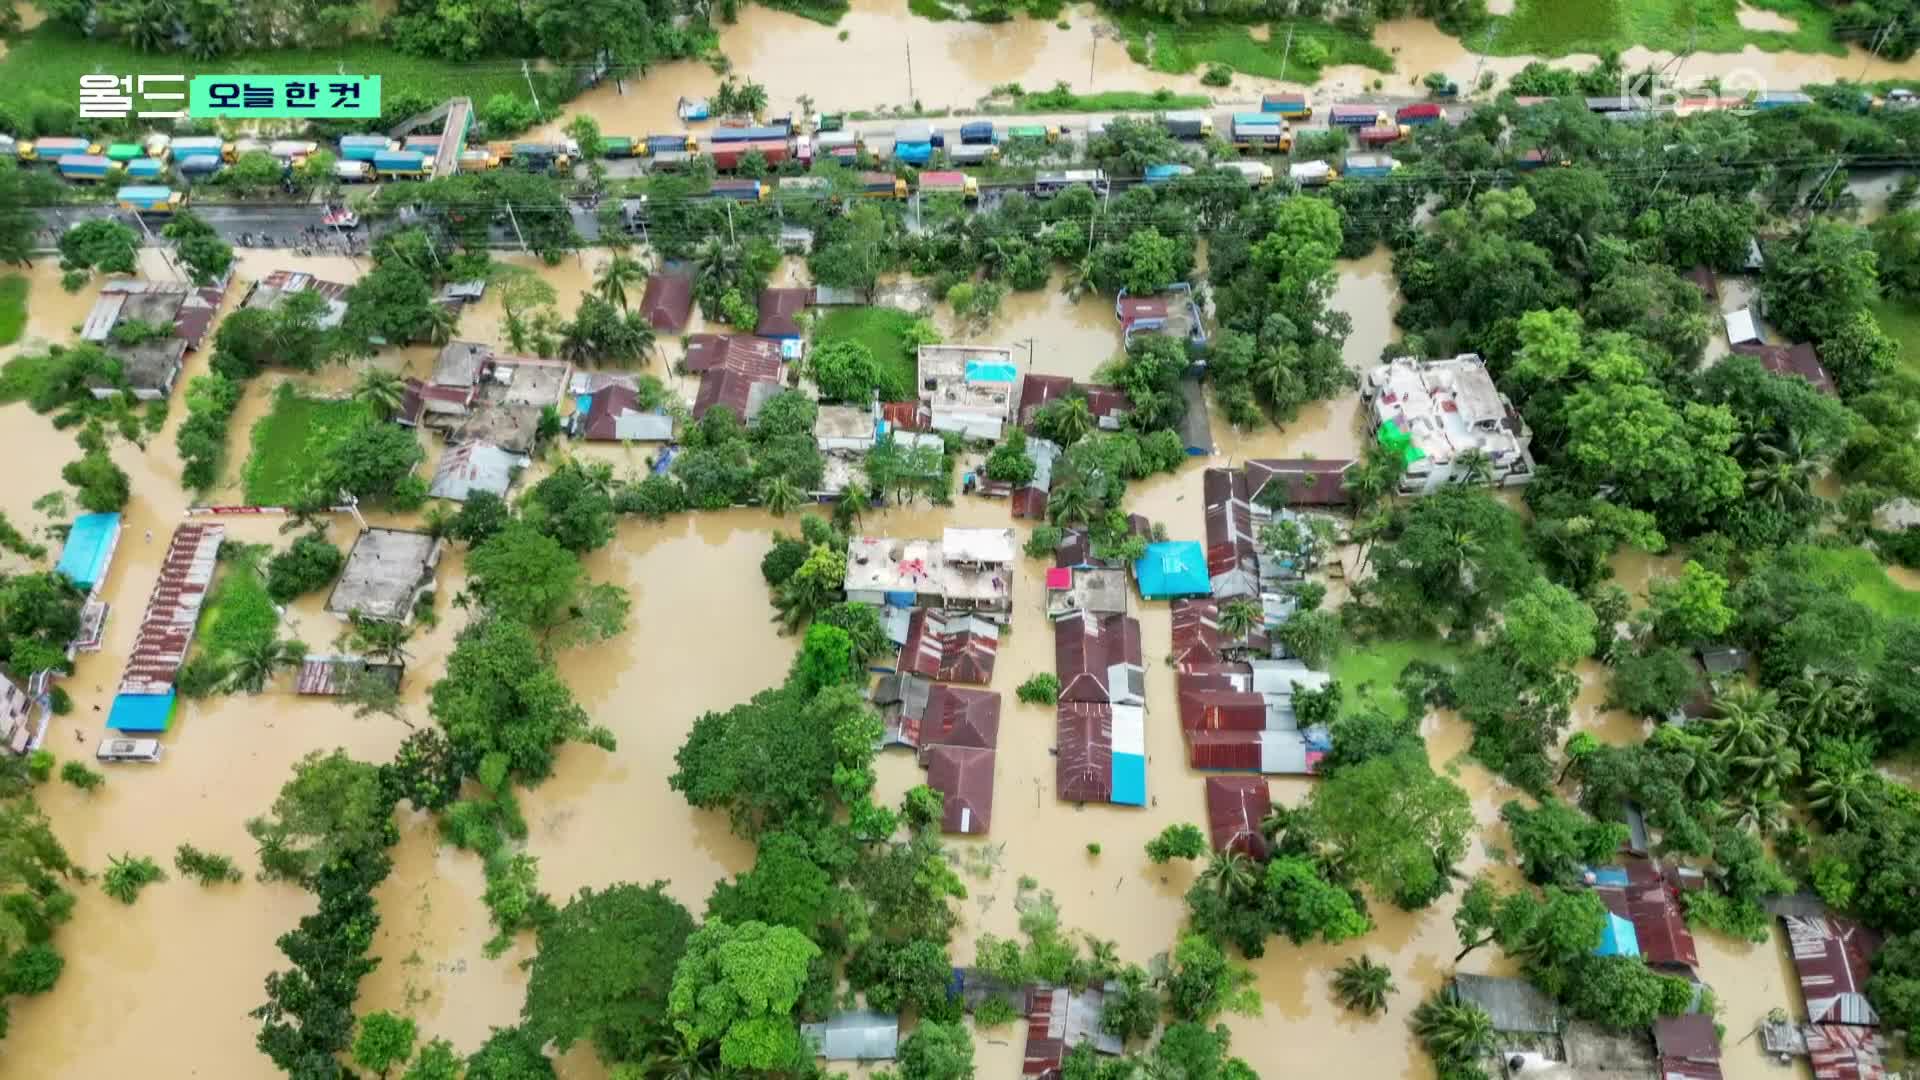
[1115,17,1393,82]
[909,0,1063,24]
[1329,637,1462,721]
[0,275,26,348]
[0,28,532,128]
[1797,545,1920,622]
[813,306,919,400]
[1010,87,1213,113]
[198,546,279,663]
[1870,297,1920,377]
[1485,0,1839,58]
[760,0,852,25]
[241,384,376,507]
[0,344,63,405]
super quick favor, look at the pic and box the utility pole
[521,60,543,117]
[1279,25,1294,84]
[726,198,736,246]
[1471,24,1498,97]
[905,36,916,107]
[504,200,528,252]
[1089,27,1099,92]
[1809,156,1846,212]
[1860,19,1899,82]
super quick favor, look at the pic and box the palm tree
[1808,765,1876,828]
[1042,396,1095,448]
[1218,598,1263,643]
[422,302,459,346]
[692,236,745,290]
[1732,743,1801,792]
[1702,686,1784,761]
[596,253,647,311]
[760,475,803,517]
[1061,255,1096,301]
[1083,935,1122,981]
[341,613,414,665]
[1412,996,1496,1063]
[1455,448,1494,486]
[832,485,870,532]
[353,369,408,420]
[1333,955,1396,1016]
[1343,463,1392,516]
[635,1029,721,1080]
[1783,672,1870,748]
[738,79,769,117]
[226,637,307,694]
[1198,850,1258,901]
[1745,433,1819,511]
[1253,347,1303,408]
[1647,725,1725,800]
[1046,482,1093,528]
[1720,787,1790,836]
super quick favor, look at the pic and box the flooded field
[0,242,1830,1080]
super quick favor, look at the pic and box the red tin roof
[1056,702,1113,803]
[927,744,995,834]
[1205,775,1271,858]
[921,684,1001,749]
[1053,611,1143,703]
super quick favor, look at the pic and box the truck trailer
[858,172,908,198]
[339,135,393,161]
[1230,114,1290,151]
[708,138,790,170]
[57,154,117,181]
[1261,94,1311,118]
[1162,111,1213,139]
[117,185,182,213]
[1329,106,1386,128]
[917,170,978,199]
[1395,103,1443,125]
[373,150,432,178]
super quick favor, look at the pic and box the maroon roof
[1785,916,1882,1026]
[1179,686,1267,733]
[176,280,229,349]
[1019,373,1073,429]
[1171,598,1223,666]
[1203,468,1259,589]
[1685,265,1719,300]
[1185,729,1263,770]
[1056,702,1113,803]
[921,684,1001,749]
[580,384,640,440]
[685,333,782,375]
[118,524,225,695]
[756,287,814,337]
[880,400,929,432]
[396,376,477,426]
[1245,458,1356,507]
[640,272,693,332]
[900,609,999,685]
[295,657,403,696]
[1053,612,1143,703]
[1659,1061,1725,1080]
[1628,884,1699,970]
[1081,384,1130,422]
[1654,1015,1721,1063]
[1011,486,1049,520]
[1807,1024,1890,1080]
[1116,296,1167,326]
[1205,776,1270,858]
[927,745,995,834]
[1732,341,1837,396]
[692,368,773,421]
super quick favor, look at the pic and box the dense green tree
[324,422,424,502]
[1763,218,1879,344]
[429,617,612,783]
[466,1025,554,1080]
[522,461,615,553]
[672,683,878,837]
[522,882,694,1064]
[62,450,130,513]
[58,219,138,275]
[1502,799,1628,887]
[266,532,345,603]
[1146,823,1208,864]
[1648,561,1736,645]
[352,1011,418,1079]
[1309,746,1472,910]
[465,523,628,648]
[1163,933,1259,1024]
[245,749,394,884]
[668,919,820,1072]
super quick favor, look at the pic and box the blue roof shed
[1135,541,1210,599]
[56,512,121,591]
[1596,912,1640,957]
[107,690,175,732]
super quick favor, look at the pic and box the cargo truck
[402,135,442,154]
[917,170,978,199]
[509,143,571,172]
[643,134,699,155]
[858,172,908,198]
[1754,91,1813,110]
[105,143,143,163]
[1216,160,1273,187]
[892,139,933,166]
[1033,169,1107,197]
[1395,103,1443,126]
[457,149,497,172]
[1261,94,1311,118]
[709,138,790,170]
[170,137,228,161]
[1162,111,1213,139]
[777,177,830,195]
[711,125,792,144]
[270,140,319,162]
[1357,124,1408,146]
[1005,123,1059,146]
[178,154,224,177]
[373,149,432,178]
[1144,163,1195,184]
[947,143,999,165]
[339,135,393,161]
[27,137,99,161]
[117,185,182,213]
[600,136,636,159]
[1230,114,1290,152]
[125,157,166,180]
[816,131,860,159]
[1328,106,1386,128]
[960,121,997,145]
[706,179,766,202]
[58,155,117,181]
[333,160,372,182]
[1289,160,1336,186]
[1342,153,1398,178]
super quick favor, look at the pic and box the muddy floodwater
[0,247,1836,1080]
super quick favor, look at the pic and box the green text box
[189,75,380,119]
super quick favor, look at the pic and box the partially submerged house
[1023,983,1125,1078]
[1202,469,1261,600]
[686,333,784,423]
[418,342,572,454]
[1733,341,1837,396]
[107,523,224,733]
[1783,915,1881,1027]
[756,286,814,339]
[83,278,229,400]
[1,672,46,754]
[844,529,1016,614]
[55,511,121,652]
[428,442,525,502]
[1016,373,1130,433]
[640,271,694,333]
[801,1011,899,1062]
[325,528,444,623]
[1244,458,1355,508]
[917,683,1001,750]
[294,655,404,696]
[1169,597,1269,666]
[1653,1015,1723,1080]
[1116,283,1207,349]
[1451,974,1560,1035]
[1176,661,1333,775]
[899,609,1000,685]
[1055,517,1151,571]
[1178,377,1213,456]
[1057,701,1145,806]
[1011,437,1061,520]
[1362,355,1535,494]
[242,269,350,329]
[1585,859,1700,973]
[1044,567,1130,620]
[1135,541,1211,601]
[1205,775,1271,859]
[576,384,674,442]
[1053,612,1144,705]
[926,744,995,834]
[918,344,1017,441]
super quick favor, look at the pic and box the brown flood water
[0,244,1818,1080]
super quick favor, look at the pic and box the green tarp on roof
[1377,420,1426,464]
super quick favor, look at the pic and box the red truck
[1395,102,1443,125]
[707,138,790,171]
[1358,124,1409,146]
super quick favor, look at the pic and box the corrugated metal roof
[1205,776,1270,858]
[1245,458,1356,506]
[801,1010,899,1061]
[580,385,673,441]
[1053,612,1144,704]
[429,442,523,501]
[1023,984,1123,1077]
[117,525,224,696]
[1057,702,1113,803]
[1807,1024,1890,1080]
[921,684,1001,749]
[295,656,404,696]
[927,744,995,833]
[1203,469,1261,600]
[756,287,814,337]
[899,609,1000,685]
[1784,916,1882,1026]
[1654,1014,1721,1063]
[1452,974,1560,1034]
[685,333,782,375]
[640,272,693,332]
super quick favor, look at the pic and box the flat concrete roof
[325,528,442,621]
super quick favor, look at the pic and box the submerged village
[13,5,1920,1080]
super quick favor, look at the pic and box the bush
[47,686,71,715]
[482,93,539,136]
[101,854,167,904]
[174,843,245,885]
[58,761,104,792]
[177,373,244,491]
[3,945,63,996]
[265,532,346,603]
[63,450,130,513]
[1201,63,1232,87]
[613,474,689,520]
[1025,525,1064,558]
[25,749,53,782]
[1017,673,1061,704]
[174,656,228,698]
[1086,842,1102,855]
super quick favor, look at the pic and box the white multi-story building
[1361,354,1535,495]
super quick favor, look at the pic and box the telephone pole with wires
[521,60,543,116]
[1279,25,1294,84]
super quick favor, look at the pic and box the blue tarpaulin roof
[107,691,175,732]
[1135,541,1210,599]
[1589,865,1630,886]
[1112,753,1147,806]
[964,360,1017,383]
[56,512,119,590]
[1597,912,1640,957]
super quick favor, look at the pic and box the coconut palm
[596,253,648,311]
[737,79,769,117]
[1199,850,1259,901]
[1083,935,1122,981]
[1702,685,1784,761]
[1745,433,1819,511]
[226,637,308,695]
[1647,725,1726,800]
[1733,742,1801,792]
[1253,347,1304,408]
[1782,672,1871,748]
[1343,462,1392,516]
[1411,995,1496,1063]
[1039,396,1095,448]
[760,475,803,517]
[1808,764,1877,828]
[352,369,408,419]
[1218,598,1263,643]
[1332,955,1396,1016]
[1455,448,1494,486]
[1047,482,1093,528]
[1062,255,1097,301]
[635,1028,721,1080]
[340,612,414,665]
[1719,787,1790,836]
[831,485,870,531]
[691,236,745,290]
[422,302,459,346]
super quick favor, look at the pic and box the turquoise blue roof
[108,691,175,732]
[1135,541,1210,599]
[1596,912,1640,957]
[964,360,1017,384]
[1589,865,1630,886]
[1111,753,1146,806]
[55,512,119,590]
